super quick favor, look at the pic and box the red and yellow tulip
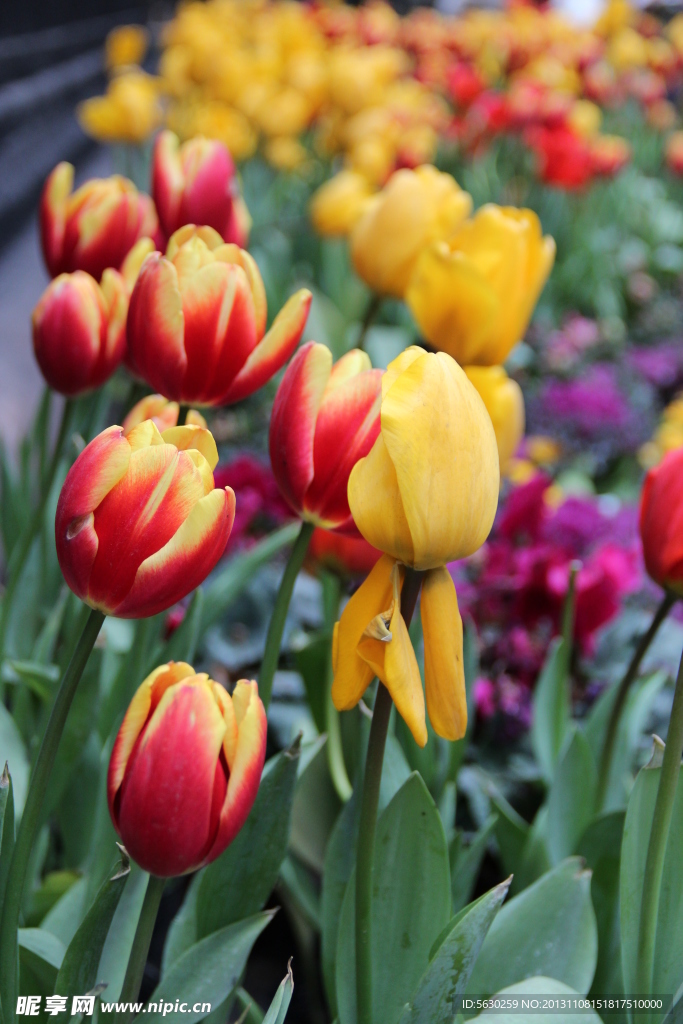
[640,447,683,595]
[122,394,207,435]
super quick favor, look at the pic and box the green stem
[259,520,314,709]
[356,293,382,352]
[355,568,423,1024]
[0,607,105,1022]
[117,874,165,1023]
[635,646,683,997]
[178,404,190,426]
[322,572,352,803]
[597,591,676,811]
[0,398,75,662]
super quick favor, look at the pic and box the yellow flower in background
[332,347,499,746]
[464,365,525,471]
[568,99,602,139]
[639,394,683,468]
[78,70,162,144]
[607,27,648,71]
[406,205,555,366]
[263,136,309,171]
[105,25,149,72]
[350,165,472,298]
[310,170,375,237]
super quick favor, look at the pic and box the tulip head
[350,165,472,298]
[108,663,266,876]
[41,162,159,280]
[639,447,683,594]
[270,343,382,534]
[464,366,525,471]
[310,171,375,237]
[152,130,250,247]
[127,226,311,406]
[348,347,499,570]
[308,527,381,580]
[55,420,235,617]
[406,205,555,366]
[77,71,162,145]
[122,395,207,435]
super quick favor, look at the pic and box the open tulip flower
[108,662,266,876]
[55,419,235,617]
[406,205,555,367]
[127,225,312,406]
[269,343,382,534]
[640,446,683,595]
[464,365,525,471]
[309,170,376,238]
[332,347,499,746]
[152,129,251,247]
[41,162,160,281]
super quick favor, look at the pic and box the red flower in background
[525,125,594,190]
[213,454,293,551]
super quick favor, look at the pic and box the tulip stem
[356,293,382,352]
[0,397,75,662]
[0,606,104,1023]
[178,404,190,426]
[635,645,683,999]
[118,874,166,1021]
[355,568,423,1024]
[596,590,677,811]
[259,520,314,709]
[322,571,352,803]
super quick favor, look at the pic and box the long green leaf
[161,589,204,664]
[262,962,294,1024]
[18,929,65,996]
[577,811,625,994]
[0,703,28,816]
[470,977,605,1024]
[531,638,570,784]
[0,763,15,922]
[451,815,498,913]
[546,729,597,864]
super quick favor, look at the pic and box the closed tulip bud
[269,343,382,534]
[41,162,160,281]
[333,347,499,746]
[406,205,555,367]
[639,447,683,594]
[122,395,207,435]
[108,663,266,876]
[308,527,381,579]
[152,130,250,247]
[55,420,235,617]
[464,366,525,471]
[127,226,311,406]
[350,165,472,298]
[310,171,375,238]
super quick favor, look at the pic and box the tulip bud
[108,663,266,876]
[127,226,311,406]
[122,395,207,435]
[152,130,251,247]
[55,420,235,617]
[464,366,525,471]
[269,343,382,534]
[310,170,376,238]
[350,165,472,298]
[41,162,160,280]
[639,447,683,594]
[406,204,555,367]
[308,527,381,579]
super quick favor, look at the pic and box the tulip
[639,447,683,594]
[122,395,207,435]
[41,162,159,281]
[77,71,162,146]
[269,343,382,534]
[127,226,312,406]
[405,204,555,366]
[464,366,525,470]
[590,135,631,177]
[526,125,595,190]
[104,24,149,70]
[332,347,499,745]
[308,527,381,579]
[108,663,266,876]
[152,130,251,247]
[55,419,235,617]
[350,165,472,298]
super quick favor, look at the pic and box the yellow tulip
[332,347,499,746]
[263,136,309,171]
[568,100,602,139]
[405,204,555,366]
[78,71,162,145]
[105,25,149,71]
[310,171,375,237]
[350,165,472,298]
[464,365,525,471]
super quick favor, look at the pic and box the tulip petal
[40,162,73,277]
[114,486,235,618]
[381,345,424,400]
[420,567,467,741]
[161,425,219,471]
[269,341,331,514]
[325,348,372,390]
[331,553,396,711]
[213,683,239,770]
[123,395,179,435]
[465,365,525,469]
[347,433,414,565]
[127,253,186,399]
[222,288,312,404]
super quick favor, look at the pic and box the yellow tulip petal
[420,567,467,741]
[381,344,424,400]
[162,425,219,471]
[348,433,414,566]
[465,366,525,470]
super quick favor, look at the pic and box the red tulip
[55,420,235,617]
[40,162,159,280]
[269,343,382,534]
[590,135,631,178]
[108,663,266,876]
[640,447,683,594]
[526,125,594,190]
[447,62,486,109]
[127,225,311,406]
[152,130,250,247]
[308,527,381,578]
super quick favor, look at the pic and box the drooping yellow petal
[421,567,467,741]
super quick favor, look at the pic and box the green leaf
[0,762,15,921]
[469,977,605,1024]
[336,774,452,1024]
[490,792,529,879]
[144,912,274,1024]
[451,815,498,913]
[195,740,300,940]
[18,928,65,996]
[398,878,511,1024]
[514,807,552,894]
[290,737,341,872]
[26,871,80,927]
[262,962,294,1024]
[280,854,320,929]
[466,858,598,996]
[294,633,330,735]
[577,811,625,994]
[234,988,265,1024]
[41,878,88,948]
[546,729,597,864]
[531,639,570,783]
[161,589,204,664]
[0,702,29,816]
[54,850,130,997]
[1,660,59,701]
[162,876,200,977]
[96,864,149,1001]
